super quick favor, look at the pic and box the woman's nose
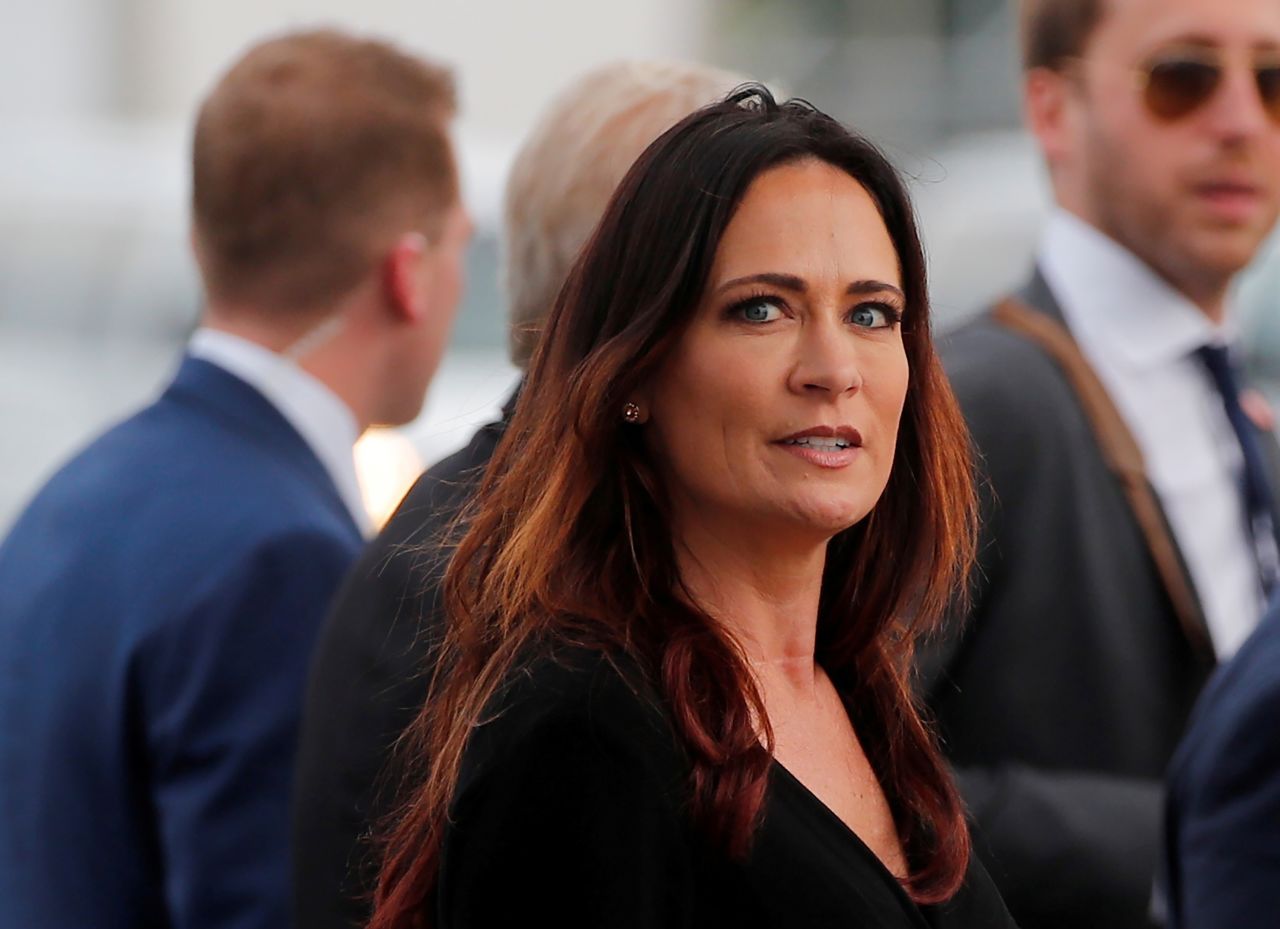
[788,324,863,396]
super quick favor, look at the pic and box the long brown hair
[371,86,977,928]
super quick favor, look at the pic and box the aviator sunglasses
[1133,46,1280,123]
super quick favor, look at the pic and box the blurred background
[3,0,1277,530]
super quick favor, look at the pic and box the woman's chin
[774,500,871,541]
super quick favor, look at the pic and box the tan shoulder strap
[991,297,1213,658]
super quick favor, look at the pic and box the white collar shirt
[1038,208,1264,659]
[188,328,371,536]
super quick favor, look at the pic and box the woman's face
[643,157,910,544]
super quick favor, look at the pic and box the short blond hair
[193,29,457,313]
[502,60,746,368]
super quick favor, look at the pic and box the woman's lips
[773,427,864,469]
[775,441,862,469]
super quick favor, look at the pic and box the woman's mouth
[774,427,863,468]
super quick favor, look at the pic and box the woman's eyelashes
[725,293,903,329]
[850,300,903,329]
[728,294,787,323]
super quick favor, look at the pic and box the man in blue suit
[0,29,468,929]
[1163,597,1280,928]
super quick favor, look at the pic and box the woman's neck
[672,515,828,696]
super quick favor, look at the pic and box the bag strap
[991,297,1214,659]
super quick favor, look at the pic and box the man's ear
[1024,66,1075,167]
[382,231,430,323]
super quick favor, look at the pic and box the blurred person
[1162,594,1280,928]
[919,1,1280,927]
[0,29,467,929]
[290,59,745,929]
[369,86,1017,929]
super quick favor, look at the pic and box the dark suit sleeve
[292,472,459,929]
[926,320,1169,929]
[141,528,355,929]
[954,765,1161,928]
[439,709,693,928]
[920,521,1164,928]
[1167,636,1280,929]
[918,495,1162,929]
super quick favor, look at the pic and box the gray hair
[502,59,748,368]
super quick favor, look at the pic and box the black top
[436,646,1018,928]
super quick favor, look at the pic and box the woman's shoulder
[454,641,685,802]
[439,641,699,926]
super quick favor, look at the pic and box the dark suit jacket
[291,392,514,929]
[1163,596,1280,929]
[0,356,363,929]
[922,273,1275,929]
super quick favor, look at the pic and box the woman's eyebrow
[714,272,806,295]
[713,273,904,299]
[848,280,904,299]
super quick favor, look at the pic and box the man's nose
[1204,61,1275,142]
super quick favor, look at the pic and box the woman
[371,87,1015,928]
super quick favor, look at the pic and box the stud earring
[622,402,642,424]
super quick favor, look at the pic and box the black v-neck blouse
[434,646,1017,928]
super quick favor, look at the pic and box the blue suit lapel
[163,355,362,540]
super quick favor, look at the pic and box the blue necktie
[1195,343,1280,594]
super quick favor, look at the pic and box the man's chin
[1170,216,1274,279]
[1190,232,1271,279]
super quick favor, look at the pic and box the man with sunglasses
[919,2,1280,928]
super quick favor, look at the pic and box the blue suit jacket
[1163,596,1280,929]
[0,356,364,929]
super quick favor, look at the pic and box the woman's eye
[735,298,784,323]
[851,303,900,329]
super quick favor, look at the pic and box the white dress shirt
[188,328,371,536]
[1039,208,1264,658]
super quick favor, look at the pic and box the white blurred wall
[115,0,709,141]
[0,0,121,120]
